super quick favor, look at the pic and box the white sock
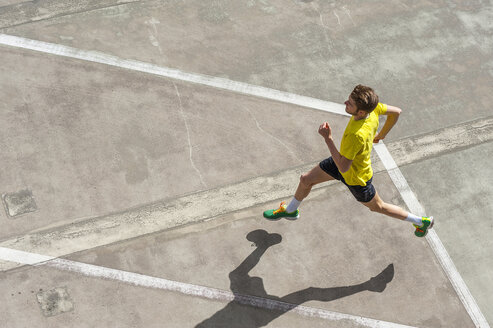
[286,197,301,213]
[405,213,423,226]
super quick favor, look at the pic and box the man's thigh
[302,164,335,185]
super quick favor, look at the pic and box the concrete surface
[0,0,492,327]
[0,44,347,240]
[0,177,475,327]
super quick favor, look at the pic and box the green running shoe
[413,216,434,237]
[263,201,299,220]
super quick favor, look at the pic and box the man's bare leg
[361,192,408,220]
[294,165,335,201]
[361,192,434,237]
[264,165,333,219]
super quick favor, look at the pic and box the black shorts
[319,157,376,203]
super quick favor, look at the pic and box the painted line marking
[374,143,490,328]
[0,246,415,328]
[0,33,349,117]
[0,33,489,327]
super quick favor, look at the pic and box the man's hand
[320,122,353,173]
[375,106,401,143]
[373,132,385,143]
[318,122,332,140]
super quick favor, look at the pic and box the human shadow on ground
[195,229,394,328]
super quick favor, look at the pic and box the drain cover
[2,189,37,218]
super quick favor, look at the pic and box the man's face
[344,97,359,115]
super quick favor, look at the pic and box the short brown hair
[350,85,379,113]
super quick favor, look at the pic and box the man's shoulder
[342,129,365,144]
[374,102,387,115]
[344,119,375,142]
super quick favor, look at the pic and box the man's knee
[365,199,384,213]
[368,204,382,213]
[300,173,314,187]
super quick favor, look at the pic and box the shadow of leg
[282,264,394,304]
[195,229,394,328]
[364,263,394,292]
[229,230,282,295]
[196,230,282,328]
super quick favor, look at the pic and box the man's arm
[318,123,353,173]
[374,105,402,143]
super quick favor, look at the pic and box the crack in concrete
[243,106,303,164]
[173,82,207,189]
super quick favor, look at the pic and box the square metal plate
[2,189,38,218]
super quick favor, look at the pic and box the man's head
[345,85,379,117]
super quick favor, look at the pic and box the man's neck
[353,112,369,121]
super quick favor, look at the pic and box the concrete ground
[0,0,492,327]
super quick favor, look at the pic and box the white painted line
[0,246,53,265]
[0,33,349,117]
[373,143,490,328]
[0,246,415,328]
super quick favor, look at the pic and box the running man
[263,85,433,237]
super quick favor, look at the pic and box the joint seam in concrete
[0,0,141,29]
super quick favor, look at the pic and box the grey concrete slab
[0,265,370,328]
[0,172,475,327]
[2,0,492,139]
[0,44,348,240]
[0,0,492,326]
[401,141,493,324]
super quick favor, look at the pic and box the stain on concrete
[36,286,74,317]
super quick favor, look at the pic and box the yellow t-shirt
[339,103,387,186]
